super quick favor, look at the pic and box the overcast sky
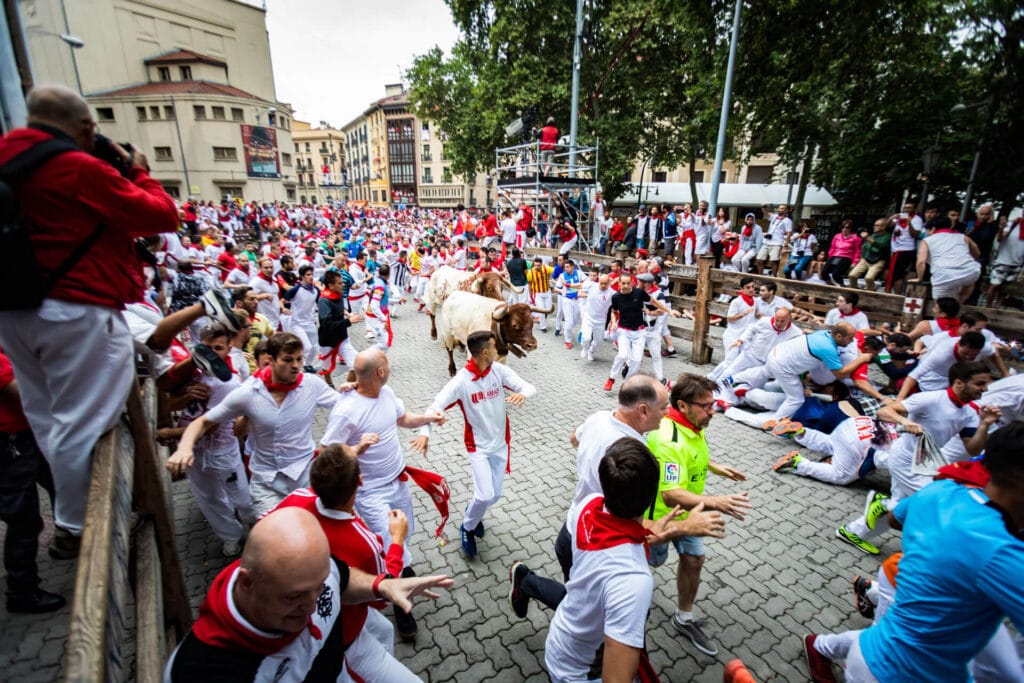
[265,0,460,128]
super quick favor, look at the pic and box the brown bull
[424,266,523,340]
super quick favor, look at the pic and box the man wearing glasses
[645,374,751,657]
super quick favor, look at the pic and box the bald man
[320,348,444,641]
[165,507,453,681]
[0,84,177,557]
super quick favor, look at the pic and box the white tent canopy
[614,182,837,210]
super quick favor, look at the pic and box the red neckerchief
[936,316,960,332]
[225,354,236,375]
[739,292,754,306]
[465,357,492,381]
[742,223,753,237]
[576,496,650,554]
[666,406,701,435]
[400,466,450,538]
[192,562,314,654]
[935,460,990,488]
[256,365,303,393]
[952,344,963,362]
[946,386,966,408]
[1017,219,1024,240]
[258,272,274,284]
[933,228,959,235]
[840,307,862,318]
[771,317,792,333]
[898,217,910,228]
[321,288,342,301]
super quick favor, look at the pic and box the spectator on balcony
[783,221,818,280]
[731,214,763,273]
[847,218,892,290]
[821,220,863,286]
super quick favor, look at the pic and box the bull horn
[491,304,510,320]
[500,276,524,294]
[529,304,554,314]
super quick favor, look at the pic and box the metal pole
[568,0,583,176]
[960,129,985,220]
[709,0,742,219]
[58,0,82,94]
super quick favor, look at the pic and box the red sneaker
[565,342,573,350]
[603,378,615,392]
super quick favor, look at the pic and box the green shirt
[646,416,709,520]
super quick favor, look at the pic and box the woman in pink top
[821,220,863,285]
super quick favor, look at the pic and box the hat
[745,213,756,219]
[637,273,656,283]
[636,248,649,257]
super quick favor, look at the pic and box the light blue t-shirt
[804,329,842,370]
[859,479,1024,682]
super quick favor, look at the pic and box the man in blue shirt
[804,422,1024,683]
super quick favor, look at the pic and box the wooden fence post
[901,282,930,331]
[691,255,715,364]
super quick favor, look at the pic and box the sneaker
[772,420,804,438]
[864,491,890,530]
[721,375,736,389]
[394,606,418,641]
[460,524,477,558]
[565,342,573,350]
[723,659,756,683]
[603,378,615,392]
[554,329,561,337]
[835,526,879,555]
[662,348,678,358]
[222,541,242,557]
[192,344,232,381]
[760,417,789,432]
[201,288,241,333]
[302,365,316,374]
[803,634,838,683]
[586,351,594,362]
[474,521,485,538]
[672,616,718,655]
[715,399,732,412]
[508,560,530,619]
[853,575,875,619]
[621,363,629,379]
[48,527,80,560]
[643,349,652,358]
[772,450,802,473]
[580,347,588,359]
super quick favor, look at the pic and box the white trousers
[554,293,563,331]
[507,287,531,306]
[319,338,357,375]
[187,455,253,543]
[559,235,578,255]
[344,608,420,682]
[610,328,645,379]
[846,441,931,541]
[250,458,313,518]
[464,449,507,532]
[559,298,581,341]
[532,291,552,330]
[732,249,756,272]
[793,427,865,485]
[0,302,135,535]
[348,295,368,317]
[365,313,391,352]
[356,477,416,567]
[580,318,606,359]
[710,349,762,384]
[766,356,807,420]
[645,329,664,380]
[290,321,320,367]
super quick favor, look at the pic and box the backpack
[0,138,106,310]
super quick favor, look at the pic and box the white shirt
[580,280,615,325]
[891,214,924,252]
[288,285,319,327]
[348,263,368,297]
[224,267,251,289]
[448,247,467,270]
[889,389,978,481]
[419,363,536,454]
[790,233,818,256]
[941,374,1024,464]
[824,308,870,330]
[249,274,281,328]
[321,386,407,486]
[925,231,980,286]
[545,493,652,683]
[500,218,517,243]
[755,295,792,318]
[570,411,645,513]
[738,316,804,362]
[993,225,1024,267]
[766,214,792,246]
[911,334,993,391]
[204,374,338,485]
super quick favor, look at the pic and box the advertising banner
[240,124,280,178]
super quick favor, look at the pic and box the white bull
[436,291,549,376]
[424,265,521,340]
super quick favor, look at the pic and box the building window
[382,190,388,203]
[154,146,173,161]
[281,153,292,166]
[442,167,453,183]
[372,190,378,202]
[268,113,276,127]
[211,106,226,120]
[193,105,206,120]
[231,107,244,122]
[162,184,180,199]
[692,170,705,183]
[163,105,175,119]
[652,171,667,183]
[157,67,171,81]
[179,66,192,81]
[745,165,775,184]
[422,168,433,183]
[213,146,237,161]
[421,144,431,161]
[137,106,147,121]
[305,142,310,153]
[294,143,300,153]
[149,105,161,119]
[287,188,296,201]
[218,186,243,198]
[96,107,115,122]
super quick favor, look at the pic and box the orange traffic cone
[723,659,756,683]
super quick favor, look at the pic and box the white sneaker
[587,351,594,362]
[580,347,587,359]
[222,541,242,557]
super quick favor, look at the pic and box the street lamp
[918,131,943,215]
[635,152,657,212]
[950,98,993,220]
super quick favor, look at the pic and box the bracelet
[372,573,392,599]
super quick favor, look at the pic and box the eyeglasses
[690,400,716,413]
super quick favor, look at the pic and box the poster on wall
[240,124,280,178]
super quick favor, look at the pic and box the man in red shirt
[0,85,178,557]
[538,117,559,174]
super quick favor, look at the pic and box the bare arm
[342,566,453,613]
[913,241,929,281]
[396,410,445,429]
[601,638,641,683]
[962,406,1002,457]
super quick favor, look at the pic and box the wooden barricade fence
[64,377,192,683]
[532,248,1024,365]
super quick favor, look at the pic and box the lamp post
[918,131,942,215]
[950,98,993,220]
[635,152,657,213]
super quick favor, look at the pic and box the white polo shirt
[911,335,992,391]
[570,411,645,513]
[581,280,615,326]
[755,295,792,318]
[321,385,407,487]
[888,389,978,482]
[204,374,339,485]
[738,316,804,362]
[248,274,281,329]
[824,307,870,330]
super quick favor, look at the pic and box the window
[154,146,173,161]
[231,107,244,122]
[211,106,226,120]
[179,66,192,81]
[382,190,388,203]
[281,153,292,166]
[157,67,171,81]
[149,105,161,119]
[692,170,705,183]
[745,165,775,184]
[294,143,300,153]
[442,166,452,183]
[421,144,432,161]
[218,185,243,198]
[96,107,115,122]
[652,171,667,183]
[286,188,296,201]
[422,168,433,183]
[305,142,310,153]
[372,190,378,202]
[308,173,314,186]
[162,184,180,199]
[213,146,237,161]
[193,105,206,119]
[136,106,147,121]
[163,105,175,120]
[268,113,276,127]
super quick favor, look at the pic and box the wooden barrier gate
[64,377,192,683]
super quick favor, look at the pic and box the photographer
[0,84,178,558]
[538,117,558,175]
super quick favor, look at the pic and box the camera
[93,133,135,177]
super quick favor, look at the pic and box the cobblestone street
[0,302,892,682]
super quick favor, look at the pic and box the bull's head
[491,303,538,358]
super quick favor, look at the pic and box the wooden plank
[64,420,134,683]
[128,382,194,638]
[962,304,1024,340]
[690,255,715,364]
[133,520,165,683]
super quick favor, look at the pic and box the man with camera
[0,84,178,558]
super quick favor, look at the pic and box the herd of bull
[423,267,553,376]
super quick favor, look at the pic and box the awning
[614,182,837,208]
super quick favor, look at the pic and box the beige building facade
[15,0,296,202]
[291,119,347,205]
